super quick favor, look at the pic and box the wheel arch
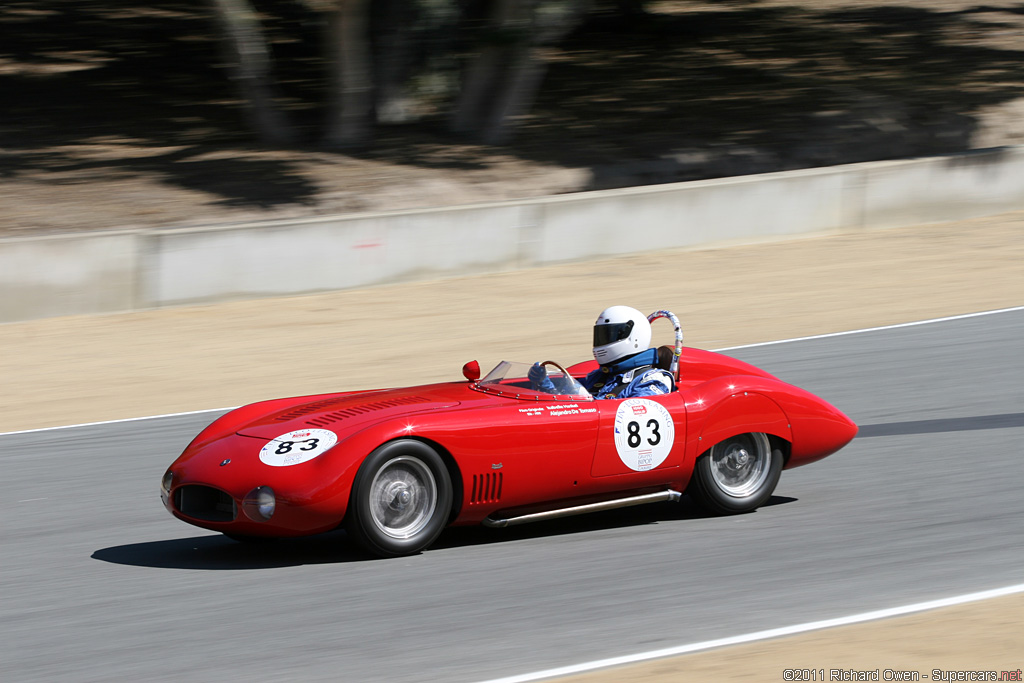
[694,392,792,462]
[766,433,792,467]
[402,436,464,524]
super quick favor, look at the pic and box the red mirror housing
[462,360,481,381]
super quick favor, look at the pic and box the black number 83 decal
[626,419,662,448]
[275,438,320,455]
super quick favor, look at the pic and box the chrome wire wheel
[367,455,438,540]
[708,432,773,498]
[348,440,452,557]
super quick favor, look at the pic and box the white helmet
[592,305,651,365]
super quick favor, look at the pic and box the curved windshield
[475,361,593,401]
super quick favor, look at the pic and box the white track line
[0,407,235,437]
[715,305,1024,351]
[3,305,1022,438]
[476,582,1024,683]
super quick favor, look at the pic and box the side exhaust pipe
[482,489,682,528]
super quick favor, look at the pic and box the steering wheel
[537,360,590,397]
[539,360,571,378]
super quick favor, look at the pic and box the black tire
[687,432,782,515]
[345,440,452,557]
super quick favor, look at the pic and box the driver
[529,305,673,399]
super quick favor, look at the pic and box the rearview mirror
[462,360,481,381]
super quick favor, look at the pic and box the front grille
[470,473,503,505]
[306,396,432,427]
[174,485,237,522]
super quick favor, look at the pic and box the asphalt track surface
[2,310,1023,682]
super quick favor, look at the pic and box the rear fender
[691,392,792,465]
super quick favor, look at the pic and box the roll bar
[647,310,683,380]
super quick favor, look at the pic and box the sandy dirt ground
[2,211,1022,434]
[559,592,1024,683]
[2,211,1022,680]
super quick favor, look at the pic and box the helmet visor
[593,320,634,347]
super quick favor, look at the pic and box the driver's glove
[529,363,557,393]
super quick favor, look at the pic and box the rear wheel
[687,432,782,515]
[346,440,452,557]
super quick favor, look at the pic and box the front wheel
[346,440,452,557]
[687,432,782,515]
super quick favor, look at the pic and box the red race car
[160,311,857,557]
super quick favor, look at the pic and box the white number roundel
[259,429,338,467]
[613,398,674,471]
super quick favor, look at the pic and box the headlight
[241,486,276,522]
[160,470,174,498]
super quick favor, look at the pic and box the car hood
[235,384,464,441]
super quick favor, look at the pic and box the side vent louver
[305,395,432,427]
[471,472,503,505]
[274,396,362,422]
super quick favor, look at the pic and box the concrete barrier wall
[859,148,1024,229]
[534,166,854,261]
[3,146,1024,322]
[0,232,140,321]
[141,203,537,306]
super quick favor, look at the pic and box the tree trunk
[372,0,414,124]
[480,43,546,144]
[449,41,507,135]
[324,0,374,148]
[450,0,530,137]
[210,0,293,144]
[451,0,590,144]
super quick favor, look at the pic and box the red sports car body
[161,339,857,557]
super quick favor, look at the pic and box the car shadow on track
[91,530,364,570]
[92,495,797,569]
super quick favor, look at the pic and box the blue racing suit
[530,348,673,399]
